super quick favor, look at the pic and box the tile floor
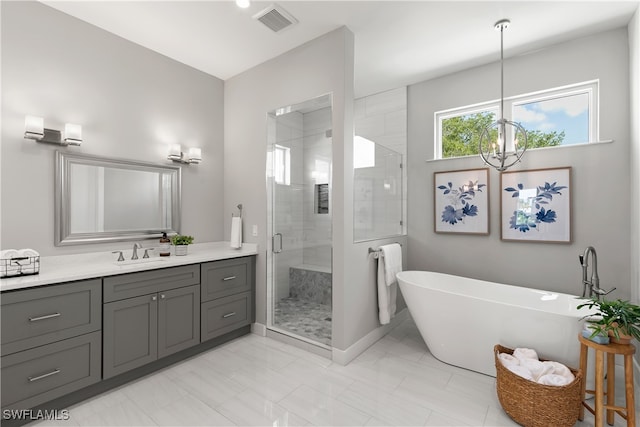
[32,316,638,427]
[274,297,332,345]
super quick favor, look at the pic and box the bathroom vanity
[0,242,256,420]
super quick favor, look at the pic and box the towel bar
[368,243,402,258]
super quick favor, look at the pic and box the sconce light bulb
[24,115,44,139]
[64,123,83,145]
[188,147,202,164]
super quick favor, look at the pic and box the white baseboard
[253,309,410,366]
[332,308,409,365]
[251,322,266,337]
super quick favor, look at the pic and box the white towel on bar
[377,243,402,325]
[230,216,242,249]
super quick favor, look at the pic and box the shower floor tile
[274,297,331,345]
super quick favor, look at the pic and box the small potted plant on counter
[171,234,194,256]
[578,297,640,344]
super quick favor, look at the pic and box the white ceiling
[41,0,639,98]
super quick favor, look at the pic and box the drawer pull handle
[222,276,236,281]
[222,312,236,318]
[29,313,61,322]
[28,369,60,382]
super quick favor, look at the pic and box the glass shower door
[266,94,333,347]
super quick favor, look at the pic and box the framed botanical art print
[434,168,489,235]
[500,167,572,243]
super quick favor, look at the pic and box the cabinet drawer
[104,264,200,303]
[201,258,251,302]
[1,279,102,356]
[201,292,252,341]
[1,331,101,410]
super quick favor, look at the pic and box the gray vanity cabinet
[157,284,201,359]
[103,293,158,379]
[201,257,254,342]
[102,265,200,379]
[0,279,102,410]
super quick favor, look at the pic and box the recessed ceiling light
[236,0,250,9]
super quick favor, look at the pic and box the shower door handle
[272,233,283,254]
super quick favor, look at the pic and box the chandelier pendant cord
[478,18,527,172]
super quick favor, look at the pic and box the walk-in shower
[266,94,333,348]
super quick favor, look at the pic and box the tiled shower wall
[273,111,304,301]
[302,107,332,269]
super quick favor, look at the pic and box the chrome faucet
[579,246,615,299]
[132,243,142,260]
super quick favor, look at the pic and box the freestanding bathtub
[397,271,593,377]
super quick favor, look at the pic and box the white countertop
[0,242,258,292]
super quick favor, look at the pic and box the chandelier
[479,19,527,172]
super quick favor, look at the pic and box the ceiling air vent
[253,3,298,33]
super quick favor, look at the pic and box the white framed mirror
[55,151,181,246]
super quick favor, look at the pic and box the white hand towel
[537,374,573,387]
[498,353,520,368]
[380,243,402,286]
[520,358,554,381]
[513,348,539,362]
[377,243,402,325]
[507,365,534,381]
[230,216,242,249]
[542,361,575,382]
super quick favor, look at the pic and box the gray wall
[408,28,632,299]
[224,27,356,351]
[1,1,225,255]
[629,9,639,366]
[225,27,406,352]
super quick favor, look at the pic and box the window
[274,144,290,185]
[435,80,598,159]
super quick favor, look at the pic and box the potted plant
[171,234,194,256]
[577,297,640,344]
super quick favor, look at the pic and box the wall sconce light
[168,144,202,165]
[24,115,83,146]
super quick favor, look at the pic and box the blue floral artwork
[500,167,571,243]
[504,181,566,232]
[437,181,486,225]
[434,169,489,234]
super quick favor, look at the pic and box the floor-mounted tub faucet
[579,246,615,299]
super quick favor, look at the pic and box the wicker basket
[494,344,583,427]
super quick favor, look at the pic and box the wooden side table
[578,334,636,427]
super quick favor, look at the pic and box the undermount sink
[113,257,168,266]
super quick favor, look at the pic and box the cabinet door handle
[28,368,60,382]
[222,312,236,318]
[151,295,157,301]
[160,294,166,300]
[222,276,236,281]
[29,312,61,322]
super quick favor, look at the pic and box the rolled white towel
[18,248,40,258]
[542,361,575,382]
[0,249,19,260]
[537,374,573,387]
[506,364,534,381]
[498,353,520,368]
[513,347,539,362]
[520,358,554,381]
